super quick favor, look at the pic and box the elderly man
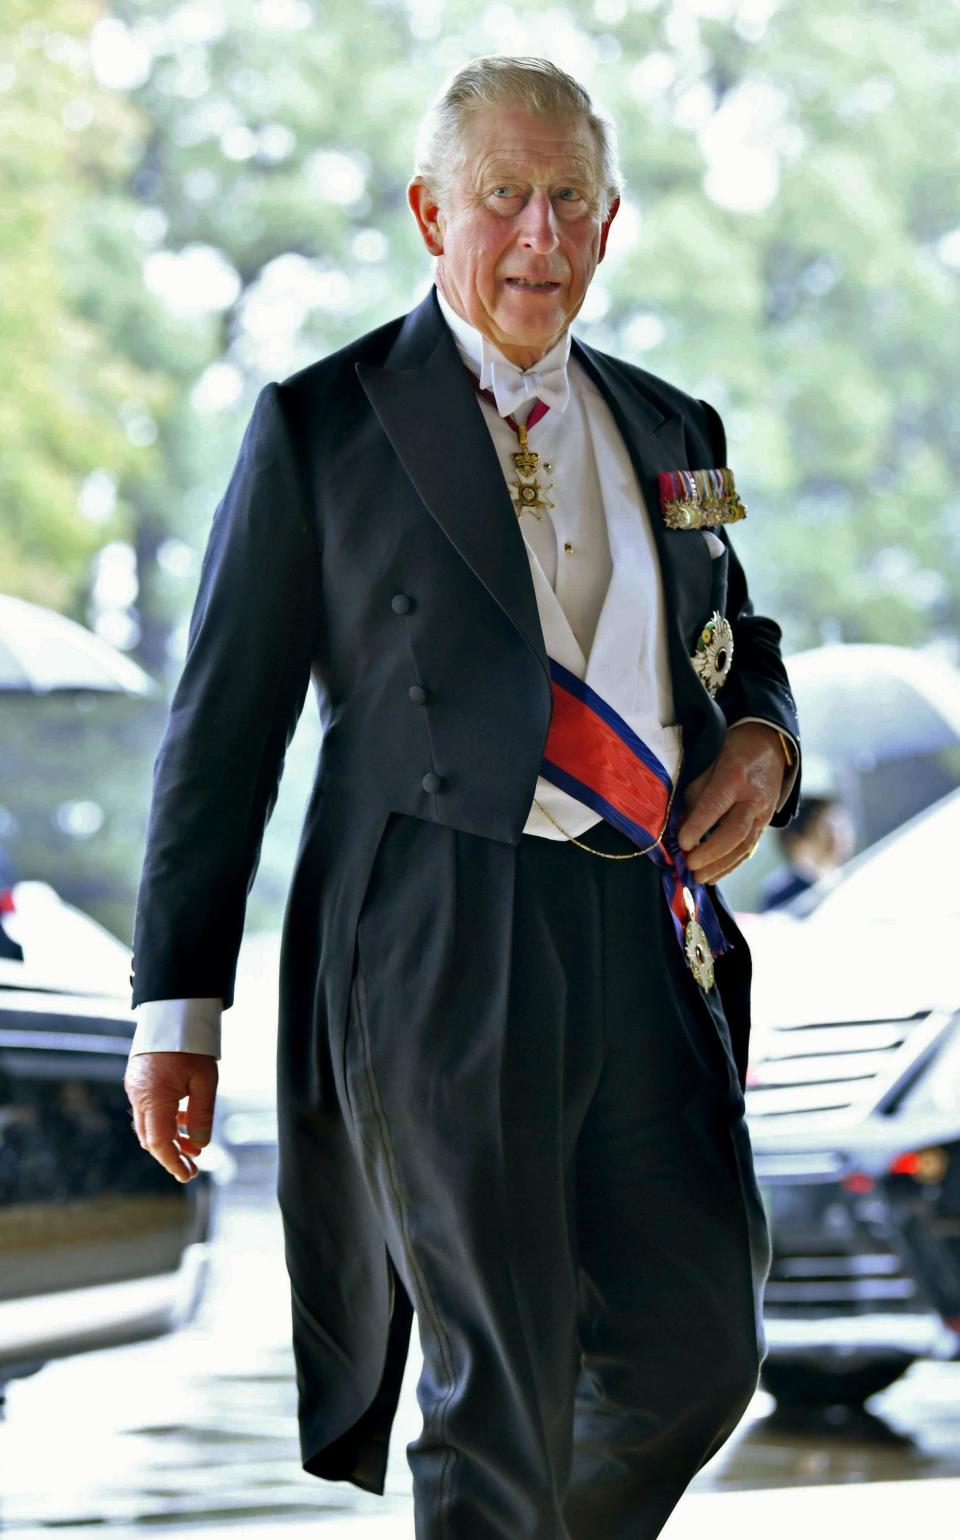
[126,56,799,1540]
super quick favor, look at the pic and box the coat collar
[356,286,549,679]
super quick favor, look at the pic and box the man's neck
[492,339,559,370]
[435,279,566,371]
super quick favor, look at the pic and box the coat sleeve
[130,383,318,1010]
[698,396,802,827]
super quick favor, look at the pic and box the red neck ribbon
[465,365,551,436]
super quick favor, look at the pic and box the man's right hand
[124,1051,219,1183]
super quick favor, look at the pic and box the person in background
[760,795,855,911]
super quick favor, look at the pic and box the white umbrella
[786,644,960,765]
[0,594,154,696]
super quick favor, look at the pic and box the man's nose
[517,191,560,252]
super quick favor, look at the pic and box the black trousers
[343,812,772,1539]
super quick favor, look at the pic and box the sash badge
[691,612,734,696]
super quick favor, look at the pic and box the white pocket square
[701,531,726,559]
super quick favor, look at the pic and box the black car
[0,879,215,1406]
[743,788,960,1405]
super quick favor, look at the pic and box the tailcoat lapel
[570,336,727,777]
[569,340,712,663]
[356,289,549,685]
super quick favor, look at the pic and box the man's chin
[494,301,568,346]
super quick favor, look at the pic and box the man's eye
[492,186,515,198]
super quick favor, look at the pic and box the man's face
[408,103,619,367]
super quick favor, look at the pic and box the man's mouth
[505,277,562,291]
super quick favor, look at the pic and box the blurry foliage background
[1,0,959,940]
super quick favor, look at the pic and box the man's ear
[598,195,621,263]
[408,178,444,256]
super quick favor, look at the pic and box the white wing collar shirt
[130,290,792,1058]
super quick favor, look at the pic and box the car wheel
[760,1353,917,1407]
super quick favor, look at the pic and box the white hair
[413,55,624,220]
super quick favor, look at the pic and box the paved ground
[2,1167,959,1537]
[5,1478,959,1538]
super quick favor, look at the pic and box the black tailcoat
[131,285,800,1493]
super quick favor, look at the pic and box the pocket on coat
[341,962,379,1142]
[340,809,399,1132]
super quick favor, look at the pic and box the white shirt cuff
[129,998,223,1060]
[728,716,800,812]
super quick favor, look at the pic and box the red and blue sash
[540,658,730,966]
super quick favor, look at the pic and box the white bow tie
[482,355,571,420]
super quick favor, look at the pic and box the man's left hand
[676,722,784,885]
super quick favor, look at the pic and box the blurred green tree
[8,0,957,664]
[0,0,168,617]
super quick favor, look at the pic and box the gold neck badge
[509,422,555,520]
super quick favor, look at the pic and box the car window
[0,882,130,997]
[799,791,960,930]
